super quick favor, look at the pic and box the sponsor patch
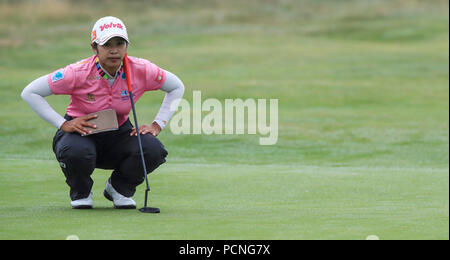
[86,93,96,102]
[155,68,163,83]
[51,70,64,82]
[86,75,100,81]
[100,22,123,31]
[91,30,97,42]
[121,90,134,101]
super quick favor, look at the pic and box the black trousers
[53,115,168,201]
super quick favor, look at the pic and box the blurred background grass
[0,0,448,239]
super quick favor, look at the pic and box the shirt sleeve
[153,70,185,129]
[144,60,166,91]
[47,65,76,95]
[22,75,67,129]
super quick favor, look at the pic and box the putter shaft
[129,92,151,208]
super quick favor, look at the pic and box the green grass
[1,159,447,240]
[0,0,448,240]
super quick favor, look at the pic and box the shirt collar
[95,56,122,80]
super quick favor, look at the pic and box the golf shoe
[71,193,93,209]
[104,179,136,209]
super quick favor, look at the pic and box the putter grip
[123,53,132,92]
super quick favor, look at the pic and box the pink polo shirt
[48,55,166,126]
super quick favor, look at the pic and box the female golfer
[21,16,185,209]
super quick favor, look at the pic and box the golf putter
[123,53,160,214]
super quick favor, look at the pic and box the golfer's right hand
[60,114,98,135]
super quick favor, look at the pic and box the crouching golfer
[21,16,184,209]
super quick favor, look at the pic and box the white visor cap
[91,16,129,46]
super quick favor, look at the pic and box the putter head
[139,207,160,213]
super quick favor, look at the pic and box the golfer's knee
[143,137,168,164]
[59,145,96,164]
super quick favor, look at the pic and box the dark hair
[91,39,128,50]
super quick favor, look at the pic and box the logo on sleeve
[155,68,163,83]
[51,70,64,82]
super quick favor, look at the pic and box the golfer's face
[96,37,127,72]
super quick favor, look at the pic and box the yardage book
[81,109,119,136]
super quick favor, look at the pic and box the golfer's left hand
[130,122,161,137]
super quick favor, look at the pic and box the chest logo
[121,90,129,101]
[121,90,135,101]
[86,75,100,81]
[86,93,96,102]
